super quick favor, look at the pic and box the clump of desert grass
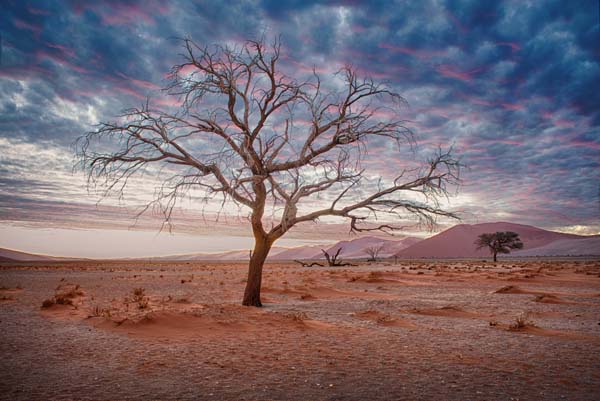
[89,305,112,318]
[283,311,309,322]
[375,313,396,325]
[129,287,149,310]
[41,283,84,309]
[509,312,535,331]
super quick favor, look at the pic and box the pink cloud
[457,93,495,107]
[553,119,575,128]
[153,96,181,108]
[0,65,50,80]
[74,2,169,26]
[568,138,600,150]
[28,6,51,16]
[116,73,161,91]
[436,64,485,82]
[540,110,576,128]
[490,138,522,145]
[500,102,523,111]
[131,78,161,91]
[445,11,468,33]
[69,89,100,98]
[45,43,76,59]
[353,65,406,80]
[14,18,43,35]
[36,50,89,74]
[114,85,147,100]
[378,43,447,61]
[282,58,331,75]
[350,24,366,33]
[496,42,521,52]
[101,6,154,26]
[460,134,522,147]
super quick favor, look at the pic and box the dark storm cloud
[0,0,598,233]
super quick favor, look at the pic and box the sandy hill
[325,236,422,259]
[269,245,324,260]
[154,236,422,261]
[512,236,600,257]
[395,222,587,259]
[0,247,66,262]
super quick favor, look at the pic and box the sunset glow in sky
[1,1,599,256]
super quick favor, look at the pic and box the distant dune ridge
[0,247,69,262]
[148,236,421,261]
[395,222,597,259]
[324,236,422,259]
[510,236,600,257]
[1,222,598,261]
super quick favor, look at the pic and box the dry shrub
[90,305,112,318]
[41,299,55,308]
[284,311,308,322]
[368,271,383,279]
[376,314,395,324]
[56,284,84,299]
[42,283,84,308]
[131,287,149,309]
[509,313,534,330]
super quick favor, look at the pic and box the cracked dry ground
[1,260,599,400]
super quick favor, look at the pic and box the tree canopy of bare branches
[78,37,461,307]
[364,244,385,262]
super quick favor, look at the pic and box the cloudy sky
[1,0,599,256]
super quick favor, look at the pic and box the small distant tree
[475,231,523,262]
[364,244,384,262]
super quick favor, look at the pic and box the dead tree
[364,244,385,262]
[78,37,460,307]
[322,248,343,267]
[294,260,324,267]
[321,248,356,267]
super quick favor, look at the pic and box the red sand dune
[151,235,421,261]
[269,245,324,260]
[325,236,421,259]
[512,237,600,257]
[0,247,70,262]
[396,222,586,259]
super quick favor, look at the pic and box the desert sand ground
[1,259,599,400]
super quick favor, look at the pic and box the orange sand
[1,259,599,400]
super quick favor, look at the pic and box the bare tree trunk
[493,251,497,263]
[242,235,272,307]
